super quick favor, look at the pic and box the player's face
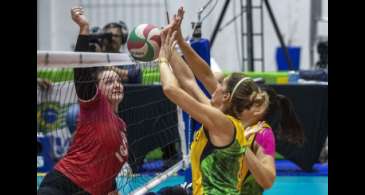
[211,77,230,112]
[98,70,124,105]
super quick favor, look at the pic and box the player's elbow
[181,79,197,90]
[261,181,273,189]
[162,85,179,98]
[261,174,275,189]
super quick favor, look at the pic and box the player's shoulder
[79,89,105,110]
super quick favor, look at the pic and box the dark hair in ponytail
[263,86,304,145]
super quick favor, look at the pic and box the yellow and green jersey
[190,115,270,195]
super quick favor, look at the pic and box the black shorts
[37,170,90,195]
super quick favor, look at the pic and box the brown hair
[225,73,269,118]
[225,72,304,145]
[94,66,123,84]
[262,86,304,145]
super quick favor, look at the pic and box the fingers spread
[166,29,172,45]
[160,31,166,45]
[170,31,177,45]
[171,40,177,50]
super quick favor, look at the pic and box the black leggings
[37,170,90,195]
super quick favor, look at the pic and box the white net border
[37,50,159,68]
[37,50,190,194]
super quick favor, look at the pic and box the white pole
[130,161,184,195]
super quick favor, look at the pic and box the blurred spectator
[90,21,142,84]
[37,78,52,91]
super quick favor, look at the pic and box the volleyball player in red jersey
[38,7,127,195]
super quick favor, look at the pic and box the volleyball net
[37,50,189,194]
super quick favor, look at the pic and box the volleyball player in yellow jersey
[156,7,304,195]
[159,30,272,195]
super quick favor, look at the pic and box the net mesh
[37,51,186,194]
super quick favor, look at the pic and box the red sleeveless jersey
[55,89,128,195]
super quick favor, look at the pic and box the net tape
[37,50,158,68]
